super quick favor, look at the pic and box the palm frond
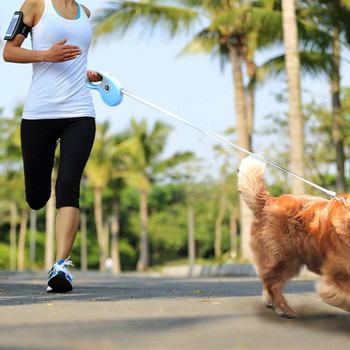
[209,6,282,36]
[174,0,233,13]
[297,17,334,52]
[178,28,220,56]
[251,50,332,88]
[251,55,285,87]
[340,0,350,10]
[178,28,229,70]
[93,0,200,39]
[153,151,194,173]
[299,50,333,77]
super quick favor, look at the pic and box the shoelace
[49,257,74,276]
[62,257,74,268]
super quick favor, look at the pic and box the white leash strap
[121,88,341,201]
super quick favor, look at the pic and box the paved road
[0,271,349,349]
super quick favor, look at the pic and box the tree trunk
[111,195,121,274]
[45,187,55,269]
[103,219,110,265]
[30,209,36,268]
[246,60,257,143]
[10,201,18,271]
[228,44,251,158]
[137,187,149,271]
[331,26,346,194]
[215,189,227,260]
[188,206,195,275]
[228,43,254,261]
[281,0,305,195]
[17,205,29,271]
[228,203,237,259]
[94,186,106,271]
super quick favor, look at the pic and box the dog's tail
[238,155,270,215]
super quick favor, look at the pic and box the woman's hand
[87,70,103,82]
[44,38,81,62]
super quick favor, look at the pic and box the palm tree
[212,141,239,260]
[85,121,119,271]
[108,132,140,274]
[331,25,345,194]
[306,0,350,194]
[254,0,350,194]
[85,121,139,271]
[92,0,284,260]
[110,178,123,274]
[17,204,29,270]
[0,107,26,270]
[45,169,56,270]
[281,0,305,195]
[128,118,193,271]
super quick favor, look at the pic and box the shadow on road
[1,272,350,348]
[0,272,316,306]
[256,302,350,335]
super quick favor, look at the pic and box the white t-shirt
[22,0,95,120]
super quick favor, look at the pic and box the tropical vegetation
[1,0,350,271]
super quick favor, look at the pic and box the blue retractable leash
[86,71,124,106]
[86,71,343,202]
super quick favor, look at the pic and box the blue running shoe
[47,257,74,293]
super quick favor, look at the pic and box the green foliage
[4,0,350,270]
[0,243,10,269]
[92,0,288,72]
[148,183,186,210]
[257,88,350,196]
[93,1,200,40]
[2,92,347,270]
[32,230,46,268]
[119,238,137,270]
[148,204,188,265]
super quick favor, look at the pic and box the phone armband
[4,11,32,40]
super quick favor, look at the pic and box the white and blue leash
[86,71,344,203]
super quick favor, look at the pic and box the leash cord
[121,88,339,201]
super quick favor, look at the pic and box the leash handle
[86,71,124,106]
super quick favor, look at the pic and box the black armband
[4,11,32,40]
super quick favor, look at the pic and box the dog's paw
[273,306,297,319]
[264,301,273,309]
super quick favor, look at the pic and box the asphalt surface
[0,271,349,349]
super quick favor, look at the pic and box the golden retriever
[238,155,350,318]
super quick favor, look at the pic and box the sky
[0,0,346,181]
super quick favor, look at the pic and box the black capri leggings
[21,117,96,210]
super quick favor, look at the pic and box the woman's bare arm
[3,0,82,63]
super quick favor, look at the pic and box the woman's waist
[32,56,87,83]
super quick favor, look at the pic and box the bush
[0,243,10,269]
[119,238,137,271]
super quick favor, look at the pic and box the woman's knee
[55,175,81,209]
[26,193,50,210]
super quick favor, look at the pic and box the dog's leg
[318,276,350,313]
[260,261,301,319]
[263,281,297,318]
[318,257,350,313]
[262,283,273,309]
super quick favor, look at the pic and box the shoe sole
[47,271,73,293]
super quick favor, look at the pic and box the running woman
[3,0,101,293]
